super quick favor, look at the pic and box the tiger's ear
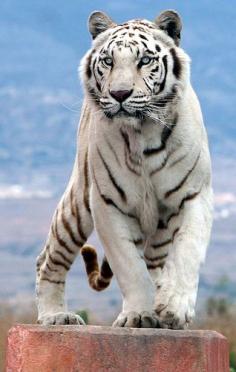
[88,11,116,39]
[154,10,182,46]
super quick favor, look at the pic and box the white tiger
[36,10,213,329]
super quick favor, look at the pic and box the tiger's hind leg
[36,182,93,325]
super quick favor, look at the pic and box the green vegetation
[198,276,236,371]
[230,351,236,372]
[76,309,89,324]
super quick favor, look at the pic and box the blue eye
[103,57,113,66]
[140,56,152,65]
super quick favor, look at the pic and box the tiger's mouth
[103,104,145,120]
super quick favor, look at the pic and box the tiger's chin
[113,115,142,129]
[104,107,144,128]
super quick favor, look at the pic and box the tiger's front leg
[92,180,158,328]
[36,181,93,325]
[153,190,213,329]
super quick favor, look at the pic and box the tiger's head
[81,10,190,124]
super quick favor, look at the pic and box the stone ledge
[6,325,229,372]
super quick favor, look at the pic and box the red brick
[6,325,228,372]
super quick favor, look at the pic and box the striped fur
[36,10,213,329]
[81,245,113,291]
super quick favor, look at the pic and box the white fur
[36,16,213,328]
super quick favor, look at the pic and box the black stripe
[147,264,164,270]
[75,203,87,242]
[166,191,201,226]
[45,262,58,273]
[143,78,152,92]
[179,191,201,209]
[41,278,65,285]
[143,144,163,156]
[172,227,180,240]
[48,252,70,271]
[168,153,186,168]
[101,195,132,216]
[128,45,134,54]
[162,125,174,146]
[70,188,87,242]
[145,253,168,262]
[107,39,114,50]
[92,58,96,74]
[97,147,126,202]
[159,55,168,93]
[93,170,135,219]
[151,227,179,250]
[128,238,143,245]
[92,58,101,92]
[133,25,145,32]
[144,120,176,157]
[165,152,201,198]
[116,40,123,47]
[157,220,166,229]
[134,238,143,245]
[105,137,121,166]
[120,129,130,151]
[139,34,148,40]
[125,147,141,176]
[86,53,92,79]
[54,212,75,255]
[97,66,103,77]
[152,87,177,108]
[62,201,84,246]
[155,44,161,52]
[84,149,91,213]
[112,28,123,36]
[54,249,73,266]
[151,66,159,73]
[170,48,182,79]
[87,87,100,104]
[150,156,168,175]
[141,40,148,48]
[96,81,101,92]
[138,21,155,28]
[152,238,172,249]
[146,49,155,55]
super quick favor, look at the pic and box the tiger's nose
[109,89,133,103]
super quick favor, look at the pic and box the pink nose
[109,89,133,103]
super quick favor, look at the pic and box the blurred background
[0,0,236,369]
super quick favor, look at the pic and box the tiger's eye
[104,57,113,66]
[141,56,152,65]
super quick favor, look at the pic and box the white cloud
[214,192,236,206]
[0,184,52,199]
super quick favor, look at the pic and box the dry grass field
[1,300,235,371]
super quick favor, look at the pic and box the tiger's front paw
[155,291,195,329]
[113,311,159,328]
[37,312,85,326]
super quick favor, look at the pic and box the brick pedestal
[6,325,228,372]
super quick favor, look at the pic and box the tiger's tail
[81,245,113,291]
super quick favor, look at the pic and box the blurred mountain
[0,1,235,194]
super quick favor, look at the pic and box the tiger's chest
[89,119,178,236]
[120,125,176,235]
